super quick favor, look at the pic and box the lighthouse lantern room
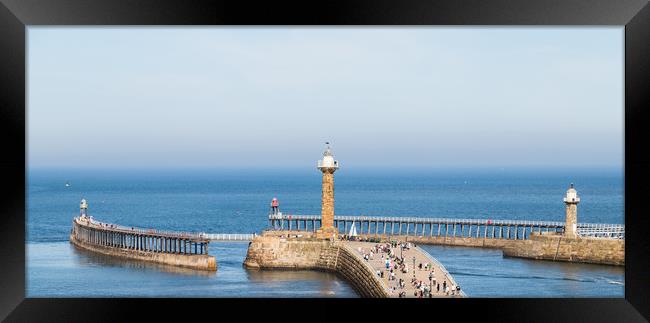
[80,198,88,218]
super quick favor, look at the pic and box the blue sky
[27,27,623,169]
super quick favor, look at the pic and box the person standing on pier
[270,197,279,215]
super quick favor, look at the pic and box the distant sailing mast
[348,221,358,237]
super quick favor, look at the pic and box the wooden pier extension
[70,216,217,271]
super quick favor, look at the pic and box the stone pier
[244,230,463,297]
[502,232,624,266]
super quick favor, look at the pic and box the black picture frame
[1,0,649,321]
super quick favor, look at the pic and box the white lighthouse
[317,144,339,170]
[316,142,339,239]
[563,183,580,237]
[80,198,88,217]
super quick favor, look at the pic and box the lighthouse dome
[563,183,580,203]
[317,143,339,169]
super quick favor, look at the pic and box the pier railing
[84,217,259,242]
[203,233,257,241]
[268,214,624,240]
[576,225,625,239]
[85,217,210,240]
[71,216,211,255]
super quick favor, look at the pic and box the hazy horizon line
[27,164,624,172]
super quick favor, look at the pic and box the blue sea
[27,167,624,297]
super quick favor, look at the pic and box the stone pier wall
[333,245,389,298]
[244,233,388,297]
[502,233,624,266]
[389,235,524,249]
[352,233,623,266]
[243,233,330,269]
[70,233,217,271]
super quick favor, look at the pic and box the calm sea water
[27,168,624,297]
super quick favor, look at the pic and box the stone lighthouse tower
[316,142,339,239]
[563,183,580,238]
[80,198,88,217]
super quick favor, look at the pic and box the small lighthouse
[316,142,339,239]
[563,183,580,238]
[80,198,88,217]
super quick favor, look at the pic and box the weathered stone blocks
[348,233,623,266]
[243,232,388,297]
[502,233,624,266]
[316,170,337,239]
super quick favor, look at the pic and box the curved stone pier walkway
[346,241,465,298]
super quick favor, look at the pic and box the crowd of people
[356,240,462,298]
